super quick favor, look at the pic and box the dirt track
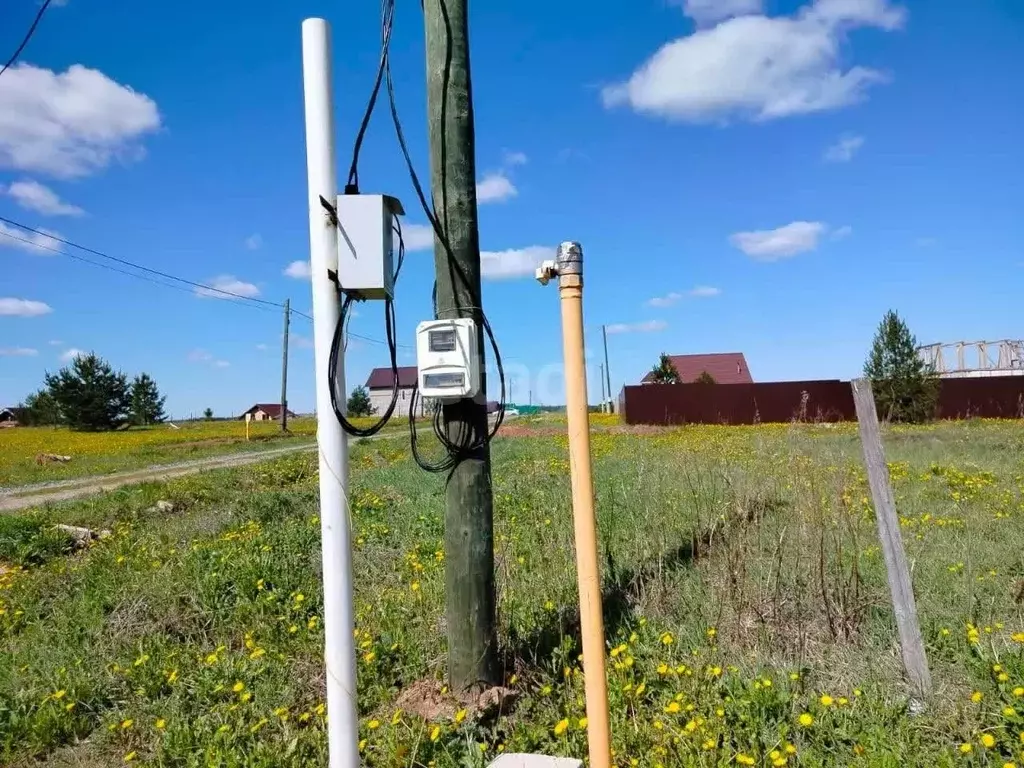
[0,442,318,513]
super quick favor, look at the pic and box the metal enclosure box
[416,318,481,401]
[335,194,403,300]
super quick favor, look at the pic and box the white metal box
[416,318,481,401]
[335,194,404,300]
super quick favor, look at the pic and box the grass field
[0,417,399,488]
[2,417,1024,766]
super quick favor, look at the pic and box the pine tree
[130,373,167,426]
[864,309,938,423]
[649,353,681,384]
[347,385,375,416]
[44,353,132,431]
[203,408,214,420]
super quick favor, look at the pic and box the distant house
[365,366,426,418]
[641,352,753,385]
[239,403,297,422]
[0,407,26,427]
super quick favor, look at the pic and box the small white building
[365,366,428,418]
[239,403,296,422]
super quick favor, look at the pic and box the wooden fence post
[851,378,932,703]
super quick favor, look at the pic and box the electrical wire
[0,0,52,79]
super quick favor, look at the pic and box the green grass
[1,420,1024,766]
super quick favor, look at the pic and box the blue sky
[1,0,1021,416]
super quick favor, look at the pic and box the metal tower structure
[917,339,1024,378]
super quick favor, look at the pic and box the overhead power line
[0,215,410,348]
[0,0,53,79]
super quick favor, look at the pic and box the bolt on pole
[537,243,612,768]
[300,18,360,768]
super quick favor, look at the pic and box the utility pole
[423,0,499,692]
[599,362,606,412]
[281,298,290,432]
[601,325,613,414]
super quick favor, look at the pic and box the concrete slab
[487,754,583,768]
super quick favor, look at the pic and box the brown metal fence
[621,376,1024,426]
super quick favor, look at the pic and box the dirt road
[0,442,321,513]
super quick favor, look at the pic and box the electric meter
[416,318,480,401]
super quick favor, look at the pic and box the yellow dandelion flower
[368,719,380,730]
[430,725,441,742]
[960,743,973,754]
[155,718,166,729]
[702,739,716,750]
[1012,633,1024,643]
[52,690,66,700]
[232,681,245,693]
[661,632,674,646]
[455,709,468,724]
[578,717,588,729]
[1006,707,1018,718]
[820,694,834,707]
[121,719,133,730]
[981,733,996,749]
[799,713,814,727]
[736,753,755,766]
[392,710,402,725]
[554,719,569,736]
[665,701,681,714]
[972,691,984,703]
[124,752,137,763]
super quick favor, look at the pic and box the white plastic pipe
[301,18,359,768]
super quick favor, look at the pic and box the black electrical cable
[0,0,52,79]
[345,0,397,194]
[328,293,400,437]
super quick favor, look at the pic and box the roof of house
[641,352,753,385]
[243,403,296,418]
[366,366,419,389]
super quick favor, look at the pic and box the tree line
[19,353,167,431]
[647,309,939,423]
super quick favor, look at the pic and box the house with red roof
[239,403,297,421]
[640,352,753,384]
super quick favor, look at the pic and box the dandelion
[665,701,681,714]
[708,666,723,678]
[155,718,166,730]
[981,733,996,749]
[972,691,984,703]
[1015,688,1024,698]
[52,689,66,700]
[702,739,716,750]
[430,725,441,742]
[554,719,569,736]
[960,743,973,754]
[1012,632,1024,643]
[392,709,402,725]
[232,681,245,693]
[1002,763,1016,768]
[820,694,834,707]
[706,627,717,638]
[124,752,137,763]
[799,713,814,727]
[368,719,380,730]
[661,632,674,646]
[736,753,755,766]
[358,739,367,752]
[657,663,670,676]
[455,709,467,724]
[578,717,588,729]
[784,743,797,755]
[1006,707,1018,717]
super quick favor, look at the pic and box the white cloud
[606,320,668,335]
[683,0,763,26]
[0,64,161,178]
[0,297,52,316]
[730,221,826,260]
[194,275,260,300]
[283,260,311,279]
[648,292,683,308]
[60,348,86,362]
[255,343,268,351]
[187,349,213,363]
[690,285,722,297]
[502,150,528,166]
[831,225,853,240]
[0,221,63,254]
[213,360,230,369]
[245,233,263,250]
[602,0,906,123]
[824,133,865,162]
[480,246,554,280]
[3,179,83,216]
[476,172,517,204]
[0,347,38,357]
[402,223,435,252]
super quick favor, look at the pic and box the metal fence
[621,376,1024,426]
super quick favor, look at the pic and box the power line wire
[0,0,53,79]
[0,216,413,348]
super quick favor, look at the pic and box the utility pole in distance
[600,362,606,412]
[602,325,613,414]
[281,298,291,432]
[423,0,499,692]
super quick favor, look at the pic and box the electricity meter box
[416,319,481,401]
[335,194,404,300]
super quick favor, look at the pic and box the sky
[1,0,1022,417]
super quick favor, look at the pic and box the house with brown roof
[641,352,753,384]
[365,366,427,418]
[239,403,297,421]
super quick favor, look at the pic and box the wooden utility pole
[601,325,613,414]
[423,0,499,692]
[599,363,606,412]
[852,378,931,702]
[281,298,290,432]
